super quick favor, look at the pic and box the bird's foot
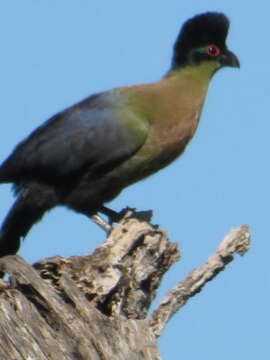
[100,206,153,224]
[92,206,154,234]
[91,207,130,234]
[99,206,129,224]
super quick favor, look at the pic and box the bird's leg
[99,206,127,224]
[91,206,134,233]
[90,206,125,234]
[91,213,112,233]
[100,206,153,223]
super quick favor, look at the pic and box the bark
[0,210,250,360]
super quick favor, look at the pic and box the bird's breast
[104,74,208,189]
[113,106,202,187]
[140,108,201,171]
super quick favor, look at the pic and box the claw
[99,206,126,224]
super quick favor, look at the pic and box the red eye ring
[206,44,220,57]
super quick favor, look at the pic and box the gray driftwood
[0,210,250,359]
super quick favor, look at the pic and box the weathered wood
[0,212,178,360]
[0,211,250,359]
[33,212,180,319]
[0,258,160,359]
[149,225,251,337]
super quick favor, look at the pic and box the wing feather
[0,92,149,182]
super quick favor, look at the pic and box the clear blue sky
[0,1,268,358]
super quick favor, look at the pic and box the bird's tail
[0,183,58,258]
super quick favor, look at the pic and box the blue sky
[0,1,268,358]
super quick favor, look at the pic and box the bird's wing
[0,93,149,182]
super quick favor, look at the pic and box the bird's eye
[206,45,220,57]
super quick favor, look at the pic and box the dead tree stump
[0,210,250,359]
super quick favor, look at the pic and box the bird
[0,12,239,258]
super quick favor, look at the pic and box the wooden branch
[149,225,251,338]
[0,256,161,360]
[0,210,250,359]
[0,211,179,360]
[32,211,180,319]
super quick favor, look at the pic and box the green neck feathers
[166,60,221,84]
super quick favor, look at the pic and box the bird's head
[171,12,240,73]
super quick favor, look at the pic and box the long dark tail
[0,183,59,257]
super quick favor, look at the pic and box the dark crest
[172,12,230,68]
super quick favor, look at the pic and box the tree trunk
[0,210,250,359]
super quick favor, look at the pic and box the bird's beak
[220,50,240,68]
